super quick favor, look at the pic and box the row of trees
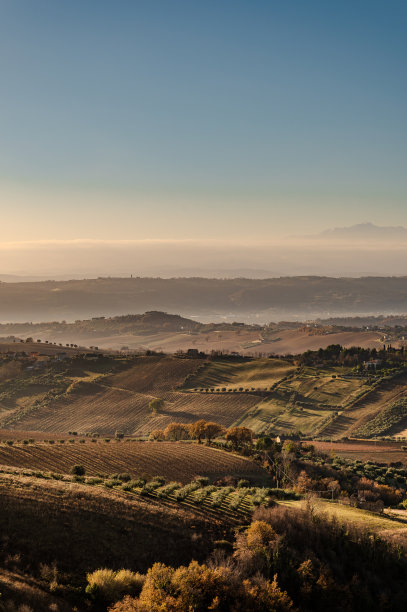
[149,420,253,448]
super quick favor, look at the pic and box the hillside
[0,440,268,484]
[2,350,407,440]
[0,472,229,583]
[1,310,401,355]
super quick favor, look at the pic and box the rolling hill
[3,275,407,323]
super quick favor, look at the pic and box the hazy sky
[1,0,406,243]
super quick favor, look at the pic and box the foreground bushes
[86,568,144,607]
[108,561,293,612]
[94,504,407,612]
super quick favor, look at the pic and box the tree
[71,464,86,476]
[149,398,164,414]
[203,421,225,444]
[149,429,165,441]
[109,560,293,612]
[163,422,189,441]
[225,426,253,449]
[86,568,144,607]
[189,419,207,443]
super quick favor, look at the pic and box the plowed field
[0,441,268,483]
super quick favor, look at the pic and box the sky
[0,0,406,254]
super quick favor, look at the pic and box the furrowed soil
[0,440,269,484]
[311,440,407,465]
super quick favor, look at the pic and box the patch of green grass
[278,498,406,532]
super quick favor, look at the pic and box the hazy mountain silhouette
[317,223,407,241]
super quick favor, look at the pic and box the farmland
[0,472,229,581]
[233,366,370,436]
[312,439,407,464]
[2,352,407,439]
[181,357,295,390]
[0,440,268,484]
[1,355,266,434]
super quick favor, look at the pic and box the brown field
[7,355,262,434]
[0,429,78,441]
[103,355,203,392]
[259,329,385,355]
[11,385,261,435]
[78,328,389,356]
[311,440,407,464]
[0,472,230,581]
[0,440,268,483]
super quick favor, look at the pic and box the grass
[233,366,369,435]
[278,498,407,532]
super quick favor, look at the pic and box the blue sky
[0,0,406,242]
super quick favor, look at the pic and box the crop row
[0,441,267,484]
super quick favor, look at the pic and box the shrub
[104,479,122,488]
[86,568,144,605]
[228,488,250,511]
[193,485,217,504]
[237,479,250,488]
[194,476,210,486]
[71,464,86,476]
[86,477,103,485]
[109,561,293,612]
[209,486,234,508]
[149,398,164,413]
[156,482,181,498]
[174,481,202,501]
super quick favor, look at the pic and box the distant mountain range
[316,223,407,240]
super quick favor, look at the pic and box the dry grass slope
[0,472,230,580]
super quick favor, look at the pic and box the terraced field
[235,368,370,435]
[182,358,295,391]
[3,354,407,440]
[320,371,407,439]
[0,440,268,484]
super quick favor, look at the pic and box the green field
[279,498,407,532]
[232,366,370,435]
